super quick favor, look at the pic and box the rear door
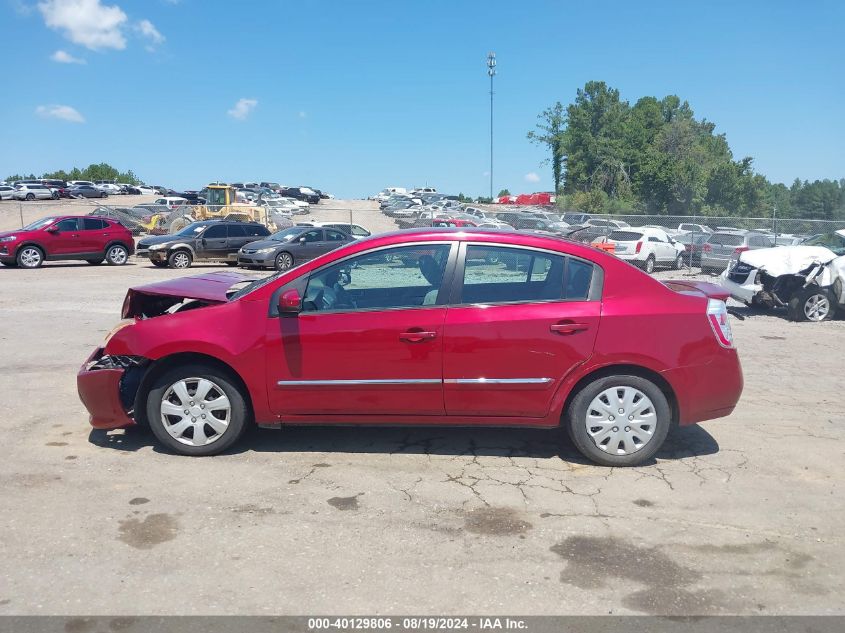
[79,217,109,254]
[224,224,253,260]
[443,243,601,419]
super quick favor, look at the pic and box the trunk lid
[662,279,731,301]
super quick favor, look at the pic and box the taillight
[734,246,749,254]
[707,299,734,348]
[702,244,712,253]
[635,241,643,254]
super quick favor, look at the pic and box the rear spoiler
[662,280,731,302]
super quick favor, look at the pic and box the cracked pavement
[0,218,843,615]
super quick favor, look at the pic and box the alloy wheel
[585,386,657,455]
[172,252,191,268]
[107,245,128,265]
[18,247,42,268]
[159,377,231,447]
[804,293,831,322]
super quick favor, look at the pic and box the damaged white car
[719,230,845,322]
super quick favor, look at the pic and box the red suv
[77,228,743,466]
[0,216,135,268]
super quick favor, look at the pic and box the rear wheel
[642,255,656,274]
[105,244,129,265]
[145,364,248,456]
[672,253,683,270]
[788,287,835,322]
[17,246,44,268]
[51,191,59,200]
[25,193,35,201]
[566,375,672,467]
[168,250,192,269]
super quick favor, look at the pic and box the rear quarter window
[710,234,744,247]
[609,231,642,241]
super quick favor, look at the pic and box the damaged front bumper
[77,348,147,429]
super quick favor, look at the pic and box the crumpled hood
[738,245,837,277]
[121,271,254,318]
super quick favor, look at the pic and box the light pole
[487,51,496,201]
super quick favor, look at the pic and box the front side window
[302,244,452,313]
[301,229,323,243]
[460,245,593,304]
[54,218,79,232]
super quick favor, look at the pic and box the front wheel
[168,250,192,269]
[275,251,294,271]
[17,246,44,268]
[145,364,248,456]
[565,375,672,467]
[788,287,835,322]
[105,244,129,265]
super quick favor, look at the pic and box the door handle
[399,330,437,343]
[550,322,589,335]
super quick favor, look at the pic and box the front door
[292,228,327,263]
[47,218,83,256]
[266,243,456,417]
[443,244,600,419]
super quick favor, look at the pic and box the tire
[51,191,59,200]
[565,374,672,467]
[642,255,656,274]
[105,243,129,266]
[672,253,683,270]
[25,193,35,201]
[17,245,44,269]
[86,258,103,265]
[145,364,248,456]
[168,249,192,269]
[274,251,294,271]
[788,287,835,322]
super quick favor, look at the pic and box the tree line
[6,163,141,185]
[528,81,845,219]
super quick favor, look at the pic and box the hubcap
[804,294,830,321]
[585,386,656,455]
[160,377,231,447]
[20,248,41,267]
[277,253,293,270]
[109,247,127,264]
[173,253,190,268]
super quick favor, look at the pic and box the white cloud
[50,49,86,64]
[135,18,164,50]
[227,98,258,120]
[524,172,541,183]
[35,104,85,123]
[37,0,127,50]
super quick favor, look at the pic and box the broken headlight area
[86,355,148,371]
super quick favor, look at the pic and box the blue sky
[2,0,843,197]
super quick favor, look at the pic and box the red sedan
[77,228,742,466]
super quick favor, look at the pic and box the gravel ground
[0,202,843,616]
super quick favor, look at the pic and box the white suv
[13,184,56,201]
[606,227,685,273]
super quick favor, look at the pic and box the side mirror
[46,227,59,234]
[298,236,307,243]
[278,289,302,314]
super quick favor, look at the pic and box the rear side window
[245,225,268,237]
[460,246,594,304]
[227,225,248,237]
[82,218,107,230]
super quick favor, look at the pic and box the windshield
[22,217,56,230]
[803,232,845,255]
[175,223,209,237]
[270,227,302,242]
